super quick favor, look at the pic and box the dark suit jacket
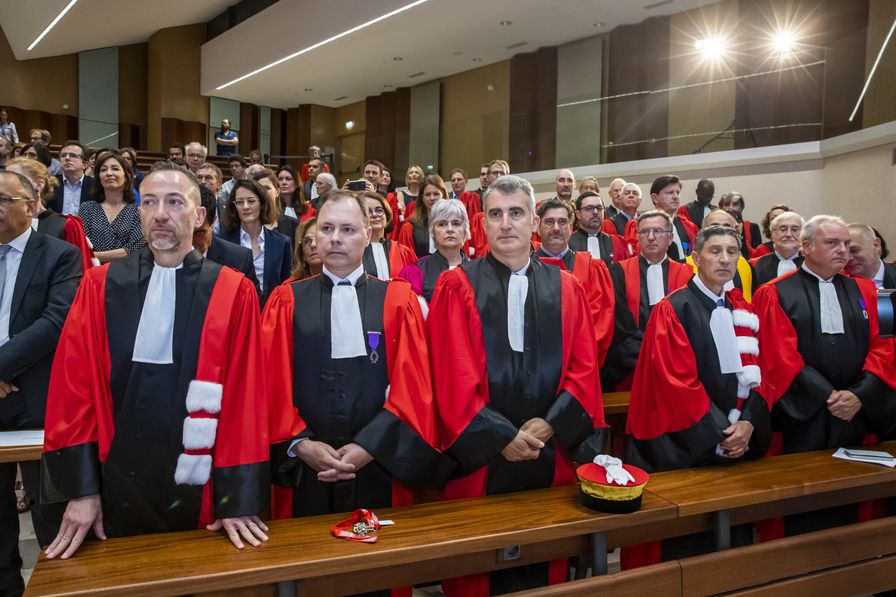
[49,174,94,214]
[883,261,896,289]
[217,227,292,306]
[0,232,82,427]
[682,200,714,228]
[207,236,260,294]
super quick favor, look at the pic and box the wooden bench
[0,431,42,463]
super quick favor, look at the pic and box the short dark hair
[650,175,681,196]
[362,190,392,225]
[91,150,136,203]
[23,143,52,168]
[537,197,573,219]
[696,178,714,193]
[61,140,86,157]
[220,179,277,231]
[363,159,384,174]
[761,203,791,239]
[169,143,184,154]
[144,160,202,210]
[228,155,248,167]
[718,191,745,210]
[694,225,741,252]
[574,191,604,211]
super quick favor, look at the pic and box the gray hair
[771,211,804,230]
[482,174,535,216]
[428,198,471,241]
[316,172,337,187]
[636,209,672,229]
[621,182,641,196]
[801,214,847,243]
[846,222,875,243]
[186,142,207,157]
[694,226,741,252]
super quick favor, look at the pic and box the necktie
[331,280,367,358]
[709,299,743,374]
[819,280,845,334]
[646,263,664,305]
[0,245,10,307]
[507,273,528,353]
[586,236,601,259]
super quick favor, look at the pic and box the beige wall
[0,27,78,115]
[440,61,511,178]
[335,101,366,178]
[862,0,896,127]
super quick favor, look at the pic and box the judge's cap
[576,462,649,514]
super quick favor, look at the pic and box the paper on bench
[0,430,44,448]
[833,447,896,467]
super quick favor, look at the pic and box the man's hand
[520,418,555,444]
[719,420,754,459]
[294,440,355,482]
[828,390,862,421]
[206,516,269,549]
[335,443,374,477]
[0,380,19,398]
[45,494,105,559]
[501,430,544,462]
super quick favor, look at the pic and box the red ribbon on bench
[331,509,381,543]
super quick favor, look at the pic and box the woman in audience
[390,164,425,236]
[753,203,791,258]
[377,166,396,197]
[361,191,416,280]
[398,173,448,258]
[290,217,323,281]
[315,172,336,199]
[398,198,470,304]
[6,157,97,271]
[276,164,313,221]
[218,179,292,307]
[118,146,144,190]
[0,108,18,143]
[254,170,306,246]
[78,150,144,262]
[21,143,51,168]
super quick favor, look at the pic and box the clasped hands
[827,389,861,422]
[501,417,554,462]
[719,420,754,459]
[294,440,373,482]
[45,494,269,559]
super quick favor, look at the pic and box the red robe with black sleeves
[428,255,606,596]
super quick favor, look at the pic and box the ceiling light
[500,20,512,26]
[27,0,78,51]
[593,21,606,28]
[304,88,313,92]
[384,84,393,88]
[772,31,796,55]
[216,0,429,90]
[345,121,355,130]
[393,57,403,61]
[472,57,483,62]
[850,17,896,121]
[695,37,726,61]
[451,51,462,56]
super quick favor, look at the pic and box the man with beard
[568,191,627,264]
[214,119,238,157]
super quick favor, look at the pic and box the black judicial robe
[361,238,417,281]
[263,274,453,519]
[42,249,270,536]
[429,255,606,596]
[413,250,468,303]
[752,252,803,288]
[609,256,693,331]
[754,270,896,454]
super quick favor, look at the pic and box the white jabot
[692,275,742,374]
[310,185,319,201]
[429,234,436,254]
[775,251,798,277]
[371,242,390,280]
[703,205,711,219]
[670,219,685,256]
[132,262,182,364]
[802,264,845,334]
[586,235,601,259]
[873,261,885,289]
[507,261,530,353]
[324,265,367,359]
[645,260,665,305]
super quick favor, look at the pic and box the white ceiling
[1,0,722,109]
[0,0,234,60]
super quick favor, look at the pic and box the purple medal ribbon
[368,332,380,364]
[859,298,868,320]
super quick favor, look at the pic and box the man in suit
[846,223,896,288]
[679,178,715,228]
[50,141,93,215]
[0,171,82,595]
[302,158,324,206]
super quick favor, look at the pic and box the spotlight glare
[773,31,796,55]
[696,37,726,61]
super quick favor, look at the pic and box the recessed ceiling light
[384,84,394,88]
[472,57,483,62]
[334,96,348,101]
[408,71,426,78]
[593,21,606,28]
[28,0,78,51]
[345,120,355,130]
[451,51,462,56]
[499,20,512,26]
[393,56,403,61]
[304,88,313,92]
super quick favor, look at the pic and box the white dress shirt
[240,228,265,293]
[62,175,84,216]
[0,228,31,347]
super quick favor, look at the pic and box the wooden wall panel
[508,47,557,173]
[239,103,259,156]
[364,88,411,173]
[160,118,207,156]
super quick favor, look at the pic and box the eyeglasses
[637,228,672,237]
[301,237,315,247]
[59,152,83,159]
[367,207,385,216]
[489,170,507,177]
[234,198,259,207]
[0,195,29,206]
[579,205,604,214]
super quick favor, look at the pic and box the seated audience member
[262,191,453,529]
[290,217,322,281]
[678,178,716,228]
[846,223,896,288]
[217,179,292,307]
[118,147,144,189]
[277,165,313,222]
[601,181,640,237]
[624,225,770,567]
[254,170,303,245]
[534,198,615,365]
[0,171,81,595]
[248,149,264,165]
[625,175,698,262]
[578,175,600,195]
[167,143,185,161]
[752,203,791,258]
[27,129,61,176]
[398,198,470,304]
[685,210,754,301]
[195,162,223,199]
[302,158,325,208]
[50,140,94,215]
[42,166,271,562]
[0,133,11,171]
[220,155,247,203]
[428,175,606,596]
[6,157,96,271]
[569,191,627,264]
[362,191,415,281]
[752,211,804,288]
[719,191,762,254]
[21,144,53,171]
[754,215,896,535]
[78,150,145,262]
[398,173,448,258]
[184,142,207,174]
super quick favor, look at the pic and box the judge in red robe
[360,191,417,280]
[624,226,770,567]
[42,166,271,560]
[429,176,606,596]
[264,191,453,523]
[753,215,896,535]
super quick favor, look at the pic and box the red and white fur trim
[717,306,762,456]
[175,380,223,485]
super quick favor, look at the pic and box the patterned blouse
[78,201,146,254]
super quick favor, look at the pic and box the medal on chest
[367,331,381,364]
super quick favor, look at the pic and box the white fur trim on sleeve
[174,454,212,485]
[737,364,761,388]
[185,380,223,414]
[182,417,218,450]
[732,309,759,332]
[736,336,759,356]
